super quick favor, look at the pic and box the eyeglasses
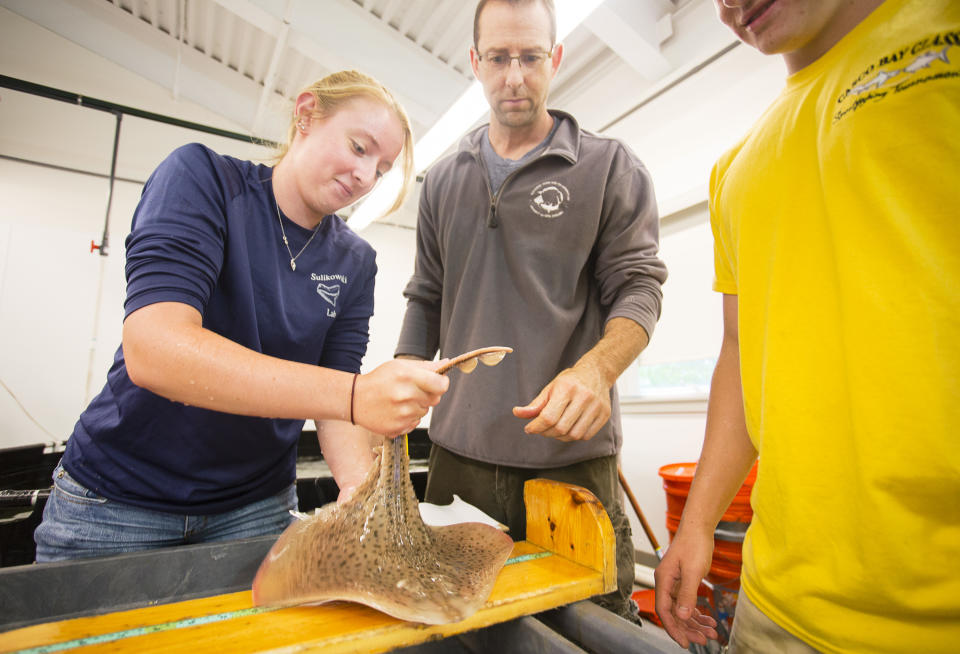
[476,49,553,71]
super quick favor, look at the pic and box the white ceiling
[0,0,753,228]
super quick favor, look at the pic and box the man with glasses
[396,0,667,624]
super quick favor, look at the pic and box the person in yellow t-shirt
[654,1,960,652]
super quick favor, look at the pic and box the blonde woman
[35,71,448,561]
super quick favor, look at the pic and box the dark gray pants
[424,445,639,623]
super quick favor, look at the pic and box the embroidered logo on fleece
[311,273,348,318]
[529,181,570,219]
[834,30,958,123]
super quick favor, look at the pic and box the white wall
[621,407,710,555]
[0,8,273,447]
[603,45,784,556]
[359,222,418,372]
[0,160,133,446]
[618,204,719,556]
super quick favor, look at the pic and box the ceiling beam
[1,0,462,135]
[215,0,466,125]
[430,2,472,69]
[414,2,448,48]
[395,0,427,39]
[1,0,268,133]
[379,0,404,27]
[250,0,294,134]
[291,0,467,84]
[201,1,217,61]
[583,0,672,80]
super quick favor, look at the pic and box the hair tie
[350,373,358,425]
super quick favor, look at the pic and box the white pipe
[83,254,107,406]
[634,562,657,589]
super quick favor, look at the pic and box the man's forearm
[573,316,649,387]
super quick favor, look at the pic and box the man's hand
[513,317,648,442]
[512,364,611,442]
[654,528,719,648]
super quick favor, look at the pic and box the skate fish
[252,347,514,624]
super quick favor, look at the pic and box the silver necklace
[274,197,320,271]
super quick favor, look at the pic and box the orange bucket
[658,461,758,587]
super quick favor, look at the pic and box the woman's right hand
[352,359,449,437]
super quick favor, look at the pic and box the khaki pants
[729,591,822,653]
[424,445,638,622]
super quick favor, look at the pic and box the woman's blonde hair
[275,70,415,218]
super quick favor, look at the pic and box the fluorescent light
[349,0,606,231]
[347,83,487,229]
[412,82,488,172]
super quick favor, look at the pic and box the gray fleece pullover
[396,111,667,467]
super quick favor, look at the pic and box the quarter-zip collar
[459,110,580,228]
[460,109,580,166]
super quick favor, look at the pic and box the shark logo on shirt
[903,45,952,73]
[849,45,951,95]
[850,68,902,94]
[310,274,348,319]
[834,37,957,123]
[317,283,340,318]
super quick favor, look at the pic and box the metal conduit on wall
[0,73,277,256]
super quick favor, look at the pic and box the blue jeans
[34,463,297,562]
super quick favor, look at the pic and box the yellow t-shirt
[709,1,960,652]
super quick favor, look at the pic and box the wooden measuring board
[0,479,616,654]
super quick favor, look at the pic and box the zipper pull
[487,200,498,228]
